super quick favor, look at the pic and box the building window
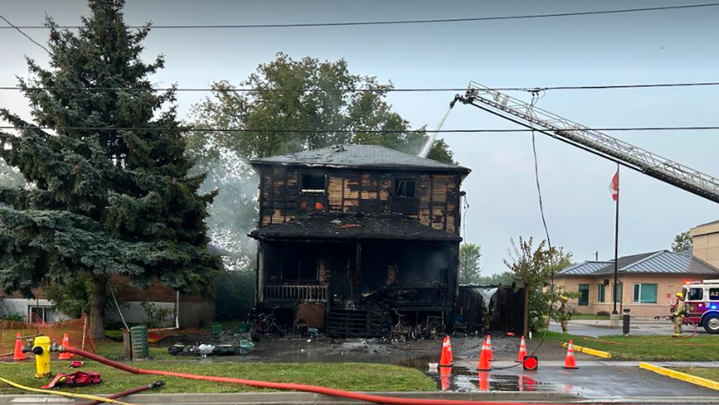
[578,284,589,306]
[687,287,704,301]
[633,283,658,304]
[28,306,56,323]
[301,173,326,194]
[612,282,623,303]
[393,178,417,198]
[597,284,606,303]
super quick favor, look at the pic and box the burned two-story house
[248,144,470,337]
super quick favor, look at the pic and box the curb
[561,342,612,359]
[0,391,583,404]
[640,362,719,391]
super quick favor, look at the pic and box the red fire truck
[681,280,719,334]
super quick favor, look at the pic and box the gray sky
[2,0,719,274]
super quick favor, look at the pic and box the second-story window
[301,173,326,194]
[394,178,417,198]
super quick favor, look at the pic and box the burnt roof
[251,144,470,174]
[558,250,719,276]
[249,213,462,242]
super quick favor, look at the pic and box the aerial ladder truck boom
[451,82,719,204]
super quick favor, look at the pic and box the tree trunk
[89,277,106,339]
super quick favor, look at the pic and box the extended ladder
[451,82,719,204]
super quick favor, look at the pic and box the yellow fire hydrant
[23,336,52,378]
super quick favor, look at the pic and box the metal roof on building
[558,250,719,276]
[251,144,471,174]
[558,261,612,276]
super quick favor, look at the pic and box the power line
[2,126,719,133]
[3,3,718,30]
[3,81,719,94]
[0,14,51,54]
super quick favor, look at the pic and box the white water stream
[418,107,452,158]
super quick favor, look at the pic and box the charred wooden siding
[257,166,462,235]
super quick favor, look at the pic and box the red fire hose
[64,347,560,405]
[77,381,164,405]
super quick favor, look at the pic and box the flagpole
[613,164,620,315]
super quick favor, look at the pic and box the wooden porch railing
[264,285,327,302]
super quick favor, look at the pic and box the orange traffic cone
[477,371,490,392]
[58,333,74,360]
[440,366,452,391]
[477,341,492,371]
[485,335,494,362]
[439,335,453,367]
[563,339,578,369]
[516,335,528,362]
[13,333,26,361]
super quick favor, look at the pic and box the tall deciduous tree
[459,243,482,284]
[0,0,221,337]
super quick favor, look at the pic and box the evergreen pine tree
[0,0,221,337]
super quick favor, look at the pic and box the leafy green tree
[0,0,221,337]
[504,237,575,332]
[187,53,455,162]
[672,231,693,252]
[459,243,482,284]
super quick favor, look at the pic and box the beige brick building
[690,220,719,268]
[555,250,719,317]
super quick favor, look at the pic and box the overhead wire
[1,126,719,133]
[3,81,719,93]
[3,2,719,29]
[0,14,51,54]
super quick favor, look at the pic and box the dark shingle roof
[249,213,461,242]
[559,250,719,276]
[251,144,470,174]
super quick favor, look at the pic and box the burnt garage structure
[249,144,470,337]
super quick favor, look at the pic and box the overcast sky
[2,0,719,274]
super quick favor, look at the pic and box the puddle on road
[400,356,577,394]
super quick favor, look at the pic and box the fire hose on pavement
[61,346,566,405]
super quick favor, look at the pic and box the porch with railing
[264,284,328,303]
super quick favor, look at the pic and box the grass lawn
[571,314,610,320]
[673,368,719,382]
[543,331,719,361]
[0,360,435,395]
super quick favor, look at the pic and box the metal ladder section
[454,82,719,204]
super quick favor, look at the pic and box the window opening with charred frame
[394,178,417,198]
[301,172,327,194]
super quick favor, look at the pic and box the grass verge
[543,331,719,361]
[0,361,435,395]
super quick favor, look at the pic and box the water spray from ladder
[418,107,452,158]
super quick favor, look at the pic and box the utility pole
[612,165,620,315]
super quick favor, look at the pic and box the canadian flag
[609,169,619,202]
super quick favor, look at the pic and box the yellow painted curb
[640,363,719,391]
[561,342,612,359]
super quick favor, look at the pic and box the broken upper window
[394,178,417,198]
[301,173,326,194]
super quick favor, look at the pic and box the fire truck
[681,280,719,334]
